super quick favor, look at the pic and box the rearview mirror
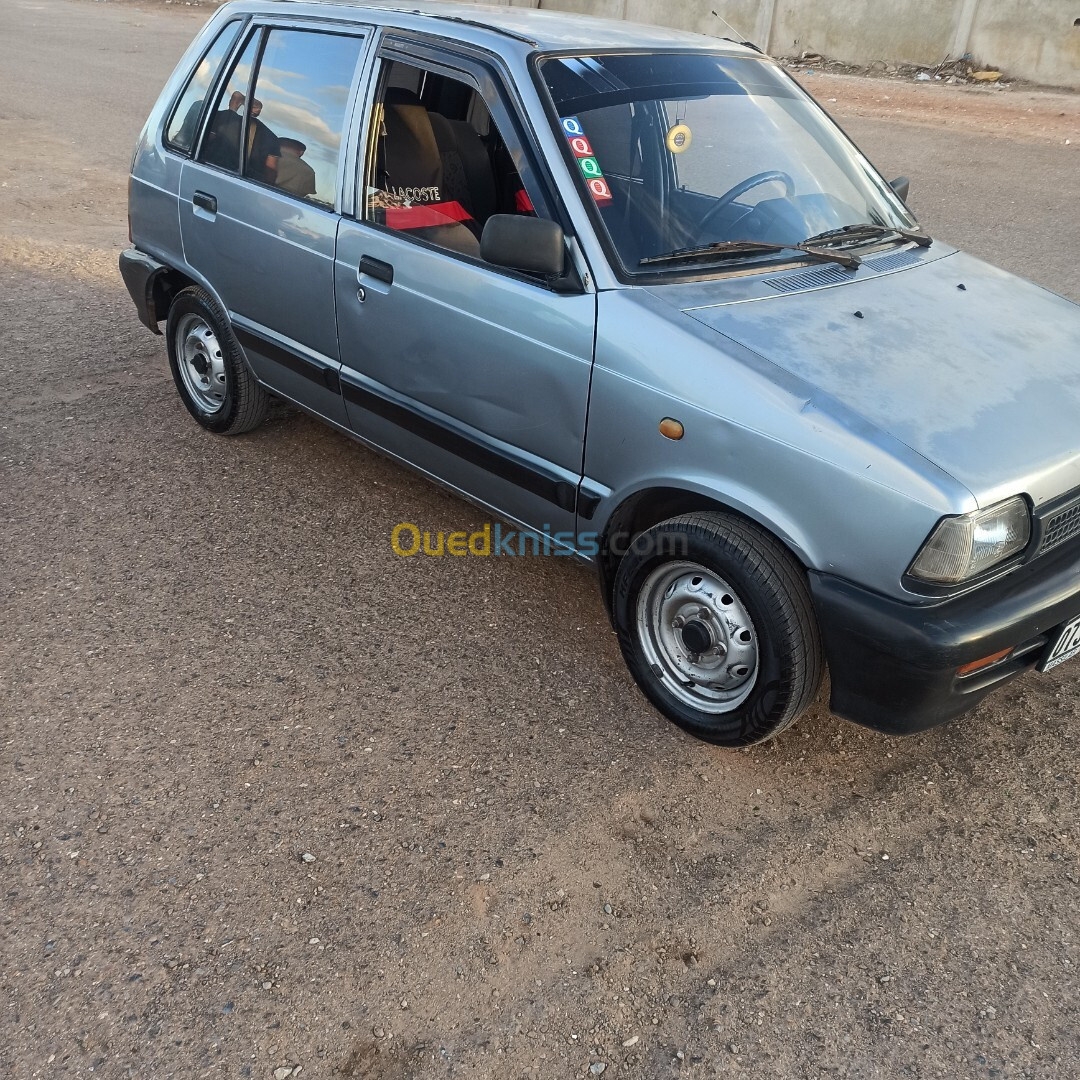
[480,215,565,277]
[890,176,911,203]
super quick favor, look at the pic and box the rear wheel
[165,286,270,434]
[613,512,823,746]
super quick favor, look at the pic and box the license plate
[1039,614,1080,673]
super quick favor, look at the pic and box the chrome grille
[1040,498,1080,554]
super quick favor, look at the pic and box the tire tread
[166,286,270,435]
[613,510,824,746]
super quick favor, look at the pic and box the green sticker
[578,156,603,179]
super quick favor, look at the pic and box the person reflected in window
[176,95,204,151]
[202,90,245,171]
[174,57,216,151]
[275,138,317,198]
[245,99,281,184]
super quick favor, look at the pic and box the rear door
[333,46,597,538]
[179,21,369,427]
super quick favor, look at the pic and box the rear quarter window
[165,20,242,154]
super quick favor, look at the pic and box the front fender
[585,289,972,600]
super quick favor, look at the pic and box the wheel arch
[593,484,814,623]
[141,259,234,339]
[156,267,263,384]
[152,265,200,331]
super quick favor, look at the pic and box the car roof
[220,0,759,56]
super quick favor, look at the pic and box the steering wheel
[698,170,796,235]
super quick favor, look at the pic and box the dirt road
[1,2,1078,1078]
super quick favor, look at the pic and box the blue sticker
[560,115,584,137]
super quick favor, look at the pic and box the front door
[334,51,596,539]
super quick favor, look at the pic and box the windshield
[538,52,917,273]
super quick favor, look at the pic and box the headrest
[385,87,424,108]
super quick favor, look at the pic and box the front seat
[373,88,481,257]
[427,111,498,226]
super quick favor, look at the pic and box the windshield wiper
[802,223,932,248]
[639,239,861,270]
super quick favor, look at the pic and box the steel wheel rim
[175,312,227,414]
[636,561,759,714]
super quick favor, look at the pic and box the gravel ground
[1,2,1078,1079]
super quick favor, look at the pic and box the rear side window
[242,29,365,208]
[165,20,242,154]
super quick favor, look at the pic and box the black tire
[612,511,823,746]
[165,285,270,435]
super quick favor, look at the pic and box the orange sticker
[568,135,594,158]
[588,177,613,204]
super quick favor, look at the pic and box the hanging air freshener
[665,122,692,154]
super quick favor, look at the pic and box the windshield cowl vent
[867,249,923,273]
[765,247,926,293]
[765,265,852,293]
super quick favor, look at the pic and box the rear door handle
[193,191,217,214]
[357,255,393,285]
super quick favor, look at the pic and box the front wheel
[612,512,823,746]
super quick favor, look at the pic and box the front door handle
[357,255,393,285]
[193,191,217,214]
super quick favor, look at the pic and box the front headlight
[909,496,1031,585]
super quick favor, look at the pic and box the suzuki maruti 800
[122,1,1080,746]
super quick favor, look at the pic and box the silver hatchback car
[121,0,1080,746]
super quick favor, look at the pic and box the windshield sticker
[560,115,613,204]
[665,123,692,154]
[569,134,594,157]
[586,176,612,202]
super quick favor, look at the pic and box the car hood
[666,250,1080,508]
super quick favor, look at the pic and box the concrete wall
[523,0,1080,89]
[968,0,1080,87]
[769,0,967,68]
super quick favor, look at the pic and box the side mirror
[480,215,565,276]
[890,176,911,203]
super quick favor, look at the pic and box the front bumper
[118,247,168,334]
[810,539,1080,735]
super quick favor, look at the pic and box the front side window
[539,52,917,274]
[165,20,242,154]
[243,29,364,207]
[363,59,540,259]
